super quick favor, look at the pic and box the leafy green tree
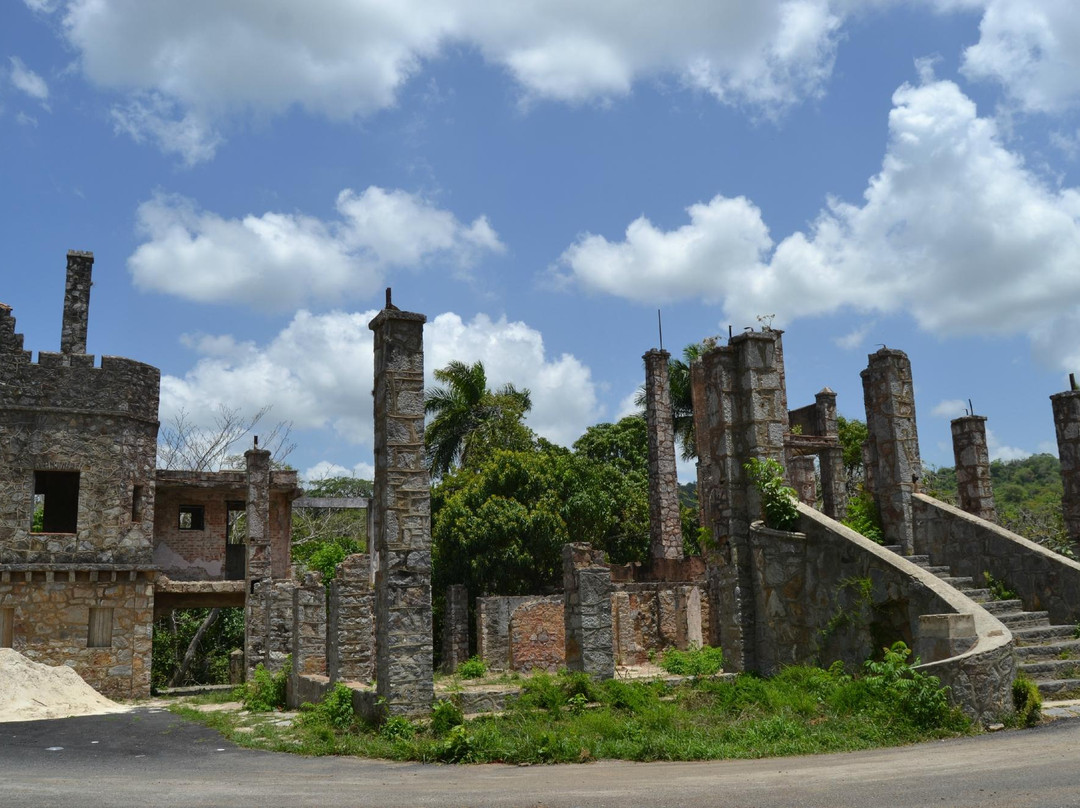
[424,360,533,477]
[837,415,868,493]
[292,475,370,583]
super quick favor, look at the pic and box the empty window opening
[131,485,144,523]
[0,608,13,648]
[178,504,205,531]
[225,501,247,581]
[32,471,80,533]
[87,607,113,648]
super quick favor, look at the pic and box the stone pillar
[328,553,375,683]
[951,415,996,522]
[368,302,433,716]
[61,250,93,355]
[787,455,817,506]
[291,571,327,677]
[691,329,788,672]
[861,349,921,555]
[562,543,614,679]
[244,446,273,675]
[441,584,469,673]
[815,388,848,520]
[644,348,684,561]
[1052,387,1080,551]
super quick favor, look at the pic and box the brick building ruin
[5,252,1080,722]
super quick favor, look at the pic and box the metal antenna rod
[968,398,974,417]
[657,308,664,351]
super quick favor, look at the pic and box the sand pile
[0,649,132,722]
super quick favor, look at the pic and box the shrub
[744,458,800,531]
[842,489,884,543]
[1012,674,1042,727]
[456,656,487,679]
[660,645,725,677]
[379,715,416,741]
[430,699,464,736]
[242,662,288,712]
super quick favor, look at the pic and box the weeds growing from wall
[842,489,884,544]
[744,458,800,532]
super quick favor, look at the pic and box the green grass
[172,644,976,764]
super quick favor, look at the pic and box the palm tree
[635,342,704,460]
[424,360,533,476]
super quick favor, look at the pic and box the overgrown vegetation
[455,656,487,679]
[1011,674,1042,728]
[176,643,974,763]
[842,488,884,543]
[983,571,1018,602]
[658,645,725,676]
[744,458,800,532]
[151,607,244,690]
[241,662,289,712]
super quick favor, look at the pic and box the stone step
[996,611,1051,629]
[962,589,993,602]
[1019,658,1080,679]
[922,565,952,576]
[1036,678,1080,699]
[939,576,975,589]
[882,545,903,554]
[1014,639,1080,660]
[907,554,930,565]
[1011,625,1079,645]
[980,599,1025,615]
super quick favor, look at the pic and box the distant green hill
[923,453,1072,558]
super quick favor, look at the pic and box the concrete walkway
[3,708,1080,808]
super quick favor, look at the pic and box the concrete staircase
[885,546,1080,699]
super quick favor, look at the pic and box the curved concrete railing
[914,493,1080,626]
[764,504,1016,723]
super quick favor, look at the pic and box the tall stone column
[61,250,93,355]
[244,446,273,675]
[692,329,788,672]
[815,388,848,520]
[951,415,996,522]
[861,349,921,555]
[368,302,433,716]
[644,349,684,561]
[1051,386,1080,552]
[441,584,469,673]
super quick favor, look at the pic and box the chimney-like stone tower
[951,415,996,522]
[1051,384,1080,552]
[644,348,684,561]
[61,250,93,355]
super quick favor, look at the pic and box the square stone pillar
[644,349,684,561]
[562,543,614,679]
[787,455,817,505]
[1052,387,1080,553]
[951,415,996,522]
[691,329,788,673]
[815,388,848,520]
[291,571,327,677]
[61,250,93,355]
[861,348,921,555]
[369,302,433,716]
[328,553,375,683]
[244,446,273,675]
[441,584,469,673]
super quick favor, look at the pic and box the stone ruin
[4,252,1080,721]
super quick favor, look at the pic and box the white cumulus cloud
[558,76,1080,370]
[43,0,850,160]
[161,309,602,458]
[128,187,503,310]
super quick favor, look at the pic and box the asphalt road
[3,709,1080,808]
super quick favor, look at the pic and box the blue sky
[3,0,1080,484]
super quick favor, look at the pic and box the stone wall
[613,583,707,665]
[749,503,1014,723]
[476,595,552,670]
[509,597,565,672]
[441,583,469,673]
[914,494,1080,626]
[369,303,433,715]
[328,553,374,683]
[951,415,996,521]
[0,567,155,698]
[291,571,327,677]
[246,578,297,673]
